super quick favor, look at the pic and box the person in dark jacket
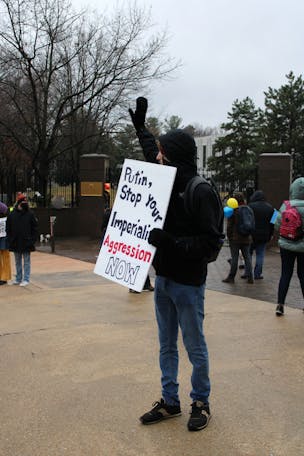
[222,192,254,284]
[129,97,223,431]
[6,194,38,286]
[246,190,274,280]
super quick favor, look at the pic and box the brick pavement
[207,245,304,310]
[37,237,304,311]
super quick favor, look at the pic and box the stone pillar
[78,154,110,238]
[258,153,292,210]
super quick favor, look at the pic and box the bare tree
[0,0,178,197]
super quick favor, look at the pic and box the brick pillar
[78,154,110,238]
[258,153,292,210]
[258,153,292,248]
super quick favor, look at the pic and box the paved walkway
[37,237,304,310]
[1,242,304,455]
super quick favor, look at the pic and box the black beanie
[158,129,197,169]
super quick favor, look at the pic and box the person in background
[100,206,112,247]
[222,192,254,284]
[242,190,274,280]
[0,201,12,285]
[274,177,304,316]
[129,274,154,293]
[129,97,223,431]
[6,194,38,286]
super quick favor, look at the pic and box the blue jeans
[278,248,304,304]
[154,276,210,405]
[250,242,267,278]
[14,252,31,282]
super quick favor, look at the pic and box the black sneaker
[139,398,181,425]
[187,401,211,431]
[276,304,284,316]
[222,277,235,283]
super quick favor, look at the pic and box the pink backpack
[279,200,303,241]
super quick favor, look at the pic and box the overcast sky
[72,0,304,128]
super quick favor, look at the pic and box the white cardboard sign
[0,217,7,238]
[94,159,176,291]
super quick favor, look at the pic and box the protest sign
[0,217,7,238]
[94,159,176,291]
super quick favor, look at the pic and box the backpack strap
[183,176,210,216]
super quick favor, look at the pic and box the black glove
[128,97,148,132]
[148,228,174,248]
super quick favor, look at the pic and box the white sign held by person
[0,217,7,238]
[94,159,176,291]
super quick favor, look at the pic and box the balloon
[227,197,239,209]
[224,206,234,218]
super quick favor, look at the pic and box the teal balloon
[224,206,234,218]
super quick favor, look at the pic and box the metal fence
[0,164,258,208]
[0,166,78,207]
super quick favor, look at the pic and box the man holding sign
[129,98,223,431]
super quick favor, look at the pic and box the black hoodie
[137,128,222,285]
[248,190,274,243]
[6,206,38,252]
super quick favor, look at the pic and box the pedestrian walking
[0,201,12,285]
[274,177,304,316]
[222,192,254,284]
[129,97,223,431]
[243,190,274,280]
[6,194,38,286]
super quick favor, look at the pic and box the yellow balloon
[227,197,239,209]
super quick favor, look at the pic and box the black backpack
[236,205,255,235]
[183,176,224,262]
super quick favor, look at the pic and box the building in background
[195,134,221,178]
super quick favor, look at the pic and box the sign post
[94,159,176,291]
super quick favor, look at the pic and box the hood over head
[158,129,197,192]
[289,177,304,200]
[250,190,266,203]
[158,129,197,170]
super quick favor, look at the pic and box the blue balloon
[224,206,234,218]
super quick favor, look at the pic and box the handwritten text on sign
[94,159,176,291]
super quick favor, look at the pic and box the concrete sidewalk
[37,237,304,310]
[1,251,304,456]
